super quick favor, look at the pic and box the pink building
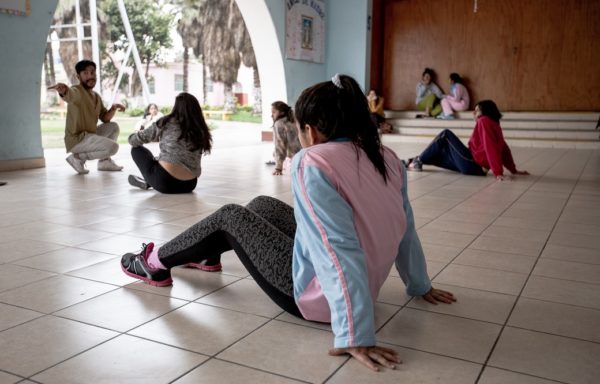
[139,62,254,109]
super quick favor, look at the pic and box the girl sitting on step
[415,68,444,118]
[437,73,470,120]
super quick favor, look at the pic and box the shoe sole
[120,265,173,287]
[66,157,89,174]
[98,168,123,172]
[184,262,223,272]
[128,175,150,190]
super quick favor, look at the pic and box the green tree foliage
[52,0,173,96]
[102,0,175,94]
[176,0,205,95]
[51,0,260,108]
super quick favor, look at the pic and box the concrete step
[384,110,600,148]
[386,110,600,122]
[381,133,600,149]
[395,127,599,141]
[389,118,597,130]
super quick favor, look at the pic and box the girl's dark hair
[157,92,212,153]
[294,74,388,182]
[367,89,379,100]
[476,100,503,122]
[271,101,295,123]
[422,68,435,78]
[450,73,463,84]
[143,103,159,119]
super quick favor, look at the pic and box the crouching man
[48,59,124,174]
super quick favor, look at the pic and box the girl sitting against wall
[120,74,455,372]
[437,72,470,120]
[407,99,529,180]
[127,92,212,193]
[415,68,444,118]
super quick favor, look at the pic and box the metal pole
[117,0,150,105]
[75,0,83,60]
[47,37,93,43]
[49,23,92,29]
[110,44,133,106]
[89,0,101,95]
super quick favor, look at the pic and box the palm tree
[196,0,240,111]
[233,4,261,114]
[176,1,205,97]
[175,0,261,111]
[239,36,261,115]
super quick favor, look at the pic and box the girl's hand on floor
[422,287,456,305]
[272,169,283,176]
[496,175,505,181]
[329,346,401,372]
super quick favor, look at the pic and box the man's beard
[82,80,96,89]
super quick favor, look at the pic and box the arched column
[0,0,58,170]
[235,0,288,125]
[0,0,293,171]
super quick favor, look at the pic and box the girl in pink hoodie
[438,73,469,119]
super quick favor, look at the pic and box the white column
[75,0,83,60]
[89,0,101,95]
[235,0,287,126]
[110,44,133,106]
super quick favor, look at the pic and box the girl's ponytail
[295,74,388,182]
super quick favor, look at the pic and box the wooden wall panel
[557,0,600,110]
[377,0,600,111]
[458,1,518,111]
[510,0,567,110]
[369,0,385,95]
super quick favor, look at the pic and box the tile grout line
[474,148,594,383]
[396,148,568,380]
[163,316,315,384]
[2,146,596,382]
[23,283,280,381]
[416,148,562,299]
[332,149,564,381]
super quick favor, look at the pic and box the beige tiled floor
[1,125,599,383]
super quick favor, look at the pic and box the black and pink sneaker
[184,255,222,272]
[121,243,173,287]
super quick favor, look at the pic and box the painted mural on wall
[0,0,29,16]
[286,0,325,63]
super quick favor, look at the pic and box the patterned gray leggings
[158,195,301,317]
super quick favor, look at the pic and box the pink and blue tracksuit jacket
[291,139,431,348]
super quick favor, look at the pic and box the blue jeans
[419,129,486,176]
